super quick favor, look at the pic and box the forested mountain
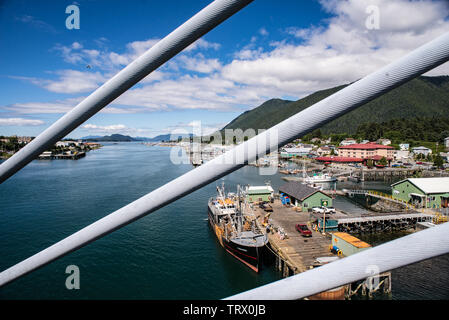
[222,76,449,136]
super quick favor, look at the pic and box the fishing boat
[208,183,268,272]
[304,173,337,183]
[301,163,336,183]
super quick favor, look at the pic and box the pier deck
[253,199,433,273]
[253,200,337,273]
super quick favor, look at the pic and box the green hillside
[222,75,449,135]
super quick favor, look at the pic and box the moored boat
[208,184,268,272]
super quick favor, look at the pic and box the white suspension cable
[225,221,449,299]
[0,0,254,184]
[0,30,448,289]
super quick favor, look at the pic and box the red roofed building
[338,142,394,161]
[315,156,364,163]
[316,142,394,166]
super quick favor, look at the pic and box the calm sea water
[0,143,447,299]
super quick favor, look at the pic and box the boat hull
[208,207,262,272]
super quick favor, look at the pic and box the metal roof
[392,177,449,194]
[279,182,330,201]
[247,186,273,194]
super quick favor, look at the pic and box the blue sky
[1,0,448,138]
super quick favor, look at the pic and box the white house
[394,150,410,161]
[377,139,391,146]
[317,146,331,156]
[340,138,357,146]
[399,143,410,151]
[445,137,449,150]
[56,141,69,148]
[412,146,432,157]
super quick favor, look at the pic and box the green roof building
[391,177,449,209]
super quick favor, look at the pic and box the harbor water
[0,143,448,299]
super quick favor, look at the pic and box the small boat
[299,161,336,183]
[304,173,337,183]
[208,183,268,272]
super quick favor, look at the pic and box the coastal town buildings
[339,138,357,146]
[411,146,432,157]
[337,142,394,161]
[279,182,332,212]
[391,177,449,209]
[376,139,392,146]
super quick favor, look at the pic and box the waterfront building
[56,141,69,148]
[280,147,312,158]
[246,185,274,203]
[411,146,432,157]
[391,177,449,209]
[394,150,410,161]
[337,142,394,165]
[317,146,331,156]
[18,136,33,144]
[279,182,332,212]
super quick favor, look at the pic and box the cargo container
[331,232,371,256]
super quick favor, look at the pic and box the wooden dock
[253,200,338,274]
[250,199,431,298]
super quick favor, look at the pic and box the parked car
[324,207,336,214]
[312,207,325,214]
[295,224,312,237]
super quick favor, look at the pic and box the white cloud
[259,28,269,36]
[81,123,155,136]
[4,97,142,115]
[0,118,44,126]
[12,70,106,94]
[82,124,127,131]
[6,0,449,118]
[222,0,449,96]
[178,54,222,73]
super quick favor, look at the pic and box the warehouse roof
[247,186,274,194]
[279,182,330,201]
[392,177,449,194]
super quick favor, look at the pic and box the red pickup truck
[295,224,312,237]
